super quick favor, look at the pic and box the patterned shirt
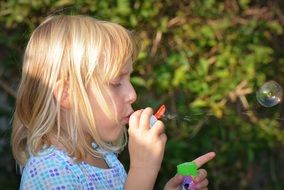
[20,144,127,189]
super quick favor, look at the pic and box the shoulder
[20,146,82,190]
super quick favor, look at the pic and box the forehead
[120,59,133,74]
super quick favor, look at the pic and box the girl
[11,15,215,189]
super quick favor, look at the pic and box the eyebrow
[120,67,133,76]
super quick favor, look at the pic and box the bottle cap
[177,162,198,177]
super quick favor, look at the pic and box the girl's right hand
[128,107,167,172]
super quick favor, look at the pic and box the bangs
[97,22,138,83]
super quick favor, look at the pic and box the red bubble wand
[150,104,166,127]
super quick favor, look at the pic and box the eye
[110,81,122,88]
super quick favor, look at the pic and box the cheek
[97,119,123,142]
[112,95,124,114]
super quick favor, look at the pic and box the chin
[103,129,124,142]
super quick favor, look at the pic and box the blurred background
[1,0,284,189]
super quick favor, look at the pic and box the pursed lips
[123,111,134,124]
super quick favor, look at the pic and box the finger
[164,174,184,189]
[195,179,209,190]
[159,133,167,145]
[194,169,207,183]
[139,107,153,130]
[151,120,165,136]
[193,152,216,168]
[129,109,143,130]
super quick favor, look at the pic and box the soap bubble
[256,81,282,107]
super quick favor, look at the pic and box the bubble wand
[150,104,166,127]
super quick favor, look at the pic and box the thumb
[164,174,183,190]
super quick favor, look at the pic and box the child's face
[87,60,137,142]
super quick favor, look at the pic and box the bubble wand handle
[150,105,166,127]
[177,162,198,190]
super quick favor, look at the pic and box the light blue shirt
[20,144,127,189]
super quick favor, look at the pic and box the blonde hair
[11,15,138,166]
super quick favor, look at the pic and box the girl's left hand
[164,152,216,190]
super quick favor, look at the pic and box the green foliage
[1,0,284,189]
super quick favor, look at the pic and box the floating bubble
[256,81,282,107]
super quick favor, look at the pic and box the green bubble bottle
[177,162,198,190]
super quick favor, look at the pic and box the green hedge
[1,0,284,189]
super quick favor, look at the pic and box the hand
[128,107,167,171]
[164,152,216,190]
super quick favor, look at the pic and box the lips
[123,111,134,124]
[121,116,130,125]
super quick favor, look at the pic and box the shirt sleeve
[20,156,83,190]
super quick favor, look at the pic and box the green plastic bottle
[177,162,198,190]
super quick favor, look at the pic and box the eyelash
[111,82,122,88]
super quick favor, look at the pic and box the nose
[127,84,137,104]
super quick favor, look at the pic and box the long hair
[11,15,138,166]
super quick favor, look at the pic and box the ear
[53,80,71,109]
